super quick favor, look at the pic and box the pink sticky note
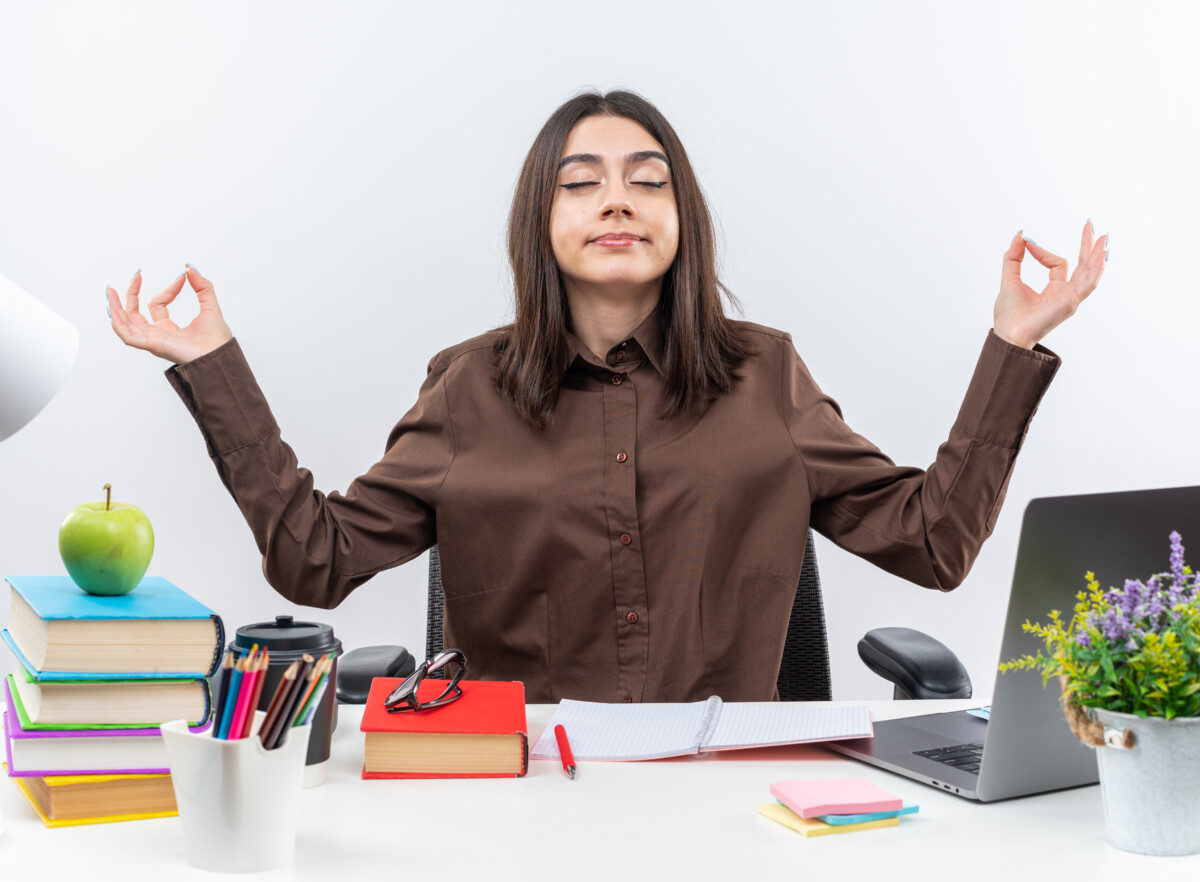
[770,778,903,819]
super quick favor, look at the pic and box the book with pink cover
[3,681,207,777]
[770,778,903,819]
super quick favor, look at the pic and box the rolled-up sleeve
[784,329,1059,591]
[166,338,455,608]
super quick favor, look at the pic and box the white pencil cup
[161,711,311,873]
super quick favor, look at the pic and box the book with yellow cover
[10,772,177,827]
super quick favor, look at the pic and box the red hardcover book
[359,679,528,779]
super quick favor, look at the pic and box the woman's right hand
[107,265,234,365]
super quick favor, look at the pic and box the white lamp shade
[0,273,79,441]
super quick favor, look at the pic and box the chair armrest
[857,627,973,700]
[335,645,417,704]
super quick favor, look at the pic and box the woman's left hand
[993,221,1108,350]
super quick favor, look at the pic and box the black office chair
[336,529,972,703]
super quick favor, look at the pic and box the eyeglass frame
[384,648,468,712]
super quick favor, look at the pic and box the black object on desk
[232,616,343,769]
[337,645,416,704]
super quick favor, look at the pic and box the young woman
[107,90,1107,703]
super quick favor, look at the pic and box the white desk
[0,699,1192,879]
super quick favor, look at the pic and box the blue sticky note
[812,802,920,825]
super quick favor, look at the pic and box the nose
[599,180,636,219]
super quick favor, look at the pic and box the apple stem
[104,483,112,512]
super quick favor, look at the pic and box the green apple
[58,483,154,596]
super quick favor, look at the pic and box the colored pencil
[289,653,328,727]
[210,649,234,737]
[297,659,333,727]
[263,654,313,750]
[226,645,259,739]
[257,659,299,746]
[239,649,270,740]
[217,652,247,739]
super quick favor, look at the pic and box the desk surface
[0,699,1190,878]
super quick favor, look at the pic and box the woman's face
[550,115,679,300]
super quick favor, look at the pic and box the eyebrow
[559,150,671,170]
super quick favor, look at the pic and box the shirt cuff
[164,338,281,456]
[952,329,1061,448]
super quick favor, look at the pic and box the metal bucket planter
[1087,708,1200,855]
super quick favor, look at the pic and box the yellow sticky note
[758,802,900,837]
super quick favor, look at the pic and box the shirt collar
[563,308,665,377]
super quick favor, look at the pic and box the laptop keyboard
[914,741,984,775]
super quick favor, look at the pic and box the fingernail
[129,268,141,283]
[1087,218,1094,234]
[186,263,200,274]
[1022,236,1038,246]
[1014,229,1023,241]
[175,272,185,283]
[104,287,111,318]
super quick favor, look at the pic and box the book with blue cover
[4,575,224,679]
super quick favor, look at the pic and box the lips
[592,234,642,248]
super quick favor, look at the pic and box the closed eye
[559,181,669,190]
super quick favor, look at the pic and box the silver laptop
[827,485,1200,802]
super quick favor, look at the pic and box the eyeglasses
[384,648,468,713]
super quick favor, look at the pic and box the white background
[1,1,1195,700]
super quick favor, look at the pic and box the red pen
[554,724,577,780]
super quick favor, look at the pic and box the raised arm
[792,223,1106,589]
[107,266,449,608]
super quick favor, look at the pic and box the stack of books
[1,575,223,827]
[758,778,919,837]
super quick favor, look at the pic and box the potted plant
[1001,530,1200,856]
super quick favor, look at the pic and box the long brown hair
[496,89,754,429]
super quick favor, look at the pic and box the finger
[108,285,148,347]
[1077,220,1094,269]
[1022,238,1068,283]
[185,264,220,310]
[1070,233,1108,297]
[124,269,143,315]
[1000,230,1027,283]
[147,272,187,323]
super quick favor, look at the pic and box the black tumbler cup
[231,615,342,787]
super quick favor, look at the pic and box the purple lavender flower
[1171,530,1185,585]
[1076,632,1093,649]
[1101,606,1130,643]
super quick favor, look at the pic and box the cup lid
[234,615,341,653]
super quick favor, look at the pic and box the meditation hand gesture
[107,266,233,365]
[993,221,1109,350]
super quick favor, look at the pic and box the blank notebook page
[703,704,872,750]
[529,698,712,760]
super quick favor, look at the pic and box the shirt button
[611,374,623,385]
[622,695,633,703]
[614,350,626,362]
[619,532,632,545]
[616,451,628,463]
[626,611,639,624]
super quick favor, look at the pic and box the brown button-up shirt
[166,315,1059,703]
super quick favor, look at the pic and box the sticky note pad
[770,778,902,819]
[758,802,900,837]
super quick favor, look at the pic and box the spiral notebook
[530,696,873,761]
